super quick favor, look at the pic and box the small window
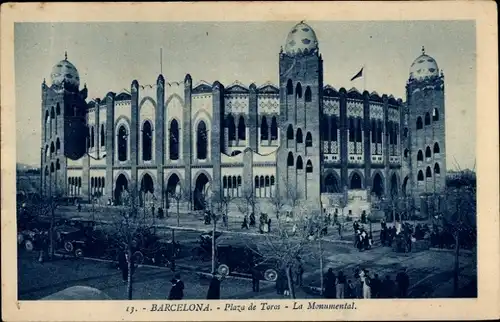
[296,156,303,170]
[425,146,431,158]
[287,152,294,167]
[305,132,312,147]
[424,113,431,125]
[305,86,312,102]
[286,79,293,95]
[295,83,302,99]
[433,142,440,154]
[306,160,313,173]
[432,108,439,121]
[417,170,424,181]
[417,150,423,161]
[296,128,303,144]
[287,125,294,140]
[416,117,423,130]
[426,167,432,178]
[434,163,441,174]
[404,149,409,158]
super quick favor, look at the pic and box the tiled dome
[284,21,319,56]
[50,52,80,88]
[409,47,439,81]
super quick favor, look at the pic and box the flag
[350,67,364,81]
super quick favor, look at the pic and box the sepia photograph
[1,1,498,321]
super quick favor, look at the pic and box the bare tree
[168,184,186,227]
[206,192,225,275]
[108,188,152,300]
[443,171,476,296]
[220,195,234,230]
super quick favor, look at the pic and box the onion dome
[50,52,80,88]
[409,46,439,81]
[284,21,319,56]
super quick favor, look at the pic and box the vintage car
[189,230,223,261]
[127,227,181,267]
[17,219,52,252]
[55,221,108,258]
[215,235,280,282]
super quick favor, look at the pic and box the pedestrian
[77,202,81,213]
[118,251,128,282]
[268,218,272,233]
[249,212,256,227]
[396,268,410,298]
[371,273,381,298]
[241,216,249,229]
[206,274,224,299]
[323,268,336,299]
[168,273,184,300]
[276,269,287,295]
[336,271,346,299]
[346,279,356,299]
[294,257,304,287]
[151,205,155,218]
[360,269,372,299]
[157,207,164,219]
[251,265,261,293]
[381,275,395,298]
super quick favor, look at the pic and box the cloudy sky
[15,21,476,169]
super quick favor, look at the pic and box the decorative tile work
[331,141,338,154]
[348,142,354,154]
[258,97,279,113]
[347,99,364,117]
[370,104,384,120]
[323,98,340,115]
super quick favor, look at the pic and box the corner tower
[404,46,446,204]
[277,22,323,209]
[41,52,88,197]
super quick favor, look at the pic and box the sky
[14,21,476,170]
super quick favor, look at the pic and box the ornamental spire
[421,46,425,55]
[64,51,68,60]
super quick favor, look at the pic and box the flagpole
[363,64,367,92]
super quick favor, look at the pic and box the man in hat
[168,273,185,300]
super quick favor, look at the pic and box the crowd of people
[323,267,410,299]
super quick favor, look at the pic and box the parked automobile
[215,236,279,281]
[55,221,108,258]
[190,230,223,261]
[17,219,51,252]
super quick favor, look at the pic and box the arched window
[260,116,269,141]
[56,138,61,153]
[296,83,302,99]
[102,177,105,189]
[197,121,208,160]
[287,152,294,167]
[417,150,423,161]
[142,121,153,161]
[426,166,432,178]
[50,142,55,157]
[45,111,49,140]
[44,166,49,176]
[425,112,431,125]
[56,103,61,115]
[324,173,340,193]
[254,176,259,191]
[432,108,439,121]
[425,146,432,158]
[238,116,246,141]
[287,124,294,140]
[117,125,128,162]
[259,176,265,194]
[100,124,105,147]
[434,163,441,174]
[44,145,48,162]
[404,149,409,158]
[270,116,278,140]
[417,170,424,181]
[50,106,55,119]
[227,114,236,141]
[169,119,179,160]
[50,163,55,173]
[56,159,60,170]
[305,132,312,147]
[416,117,423,130]
[433,142,440,154]
[306,160,313,173]
[286,79,293,95]
[296,156,303,170]
[90,126,95,148]
[305,86,312,102]
[296,128,303,144]
[377,120,383,143]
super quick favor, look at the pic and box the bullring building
[40,21,446,214]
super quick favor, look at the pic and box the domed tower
[41,52,88,197]
[277,21,323,209]
[404,46,446,214]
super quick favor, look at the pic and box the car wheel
[264,268,278,282]
[64,241,74,253]
[133,251,144,265]
[24,240,34,252]
[217,264,230,276]
[75,248,84,258]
